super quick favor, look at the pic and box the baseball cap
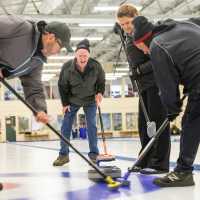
[45,21,73,52]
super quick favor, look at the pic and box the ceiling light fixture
[115,68,129,71]
[42,69,61,73]
[48,55,75,60]
[71,37,103,41]
[93,6,142,12]
[42,74,56,82]
[79,23,114,27]
[43,63,63,67]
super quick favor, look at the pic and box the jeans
[59,103,99,156]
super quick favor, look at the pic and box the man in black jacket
[116,4,170,174]
[53,39,105,166]
[132,16,200,187]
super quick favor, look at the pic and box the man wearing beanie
[116,4,171,175]
[133,16,200,187]
[53,39,105,165]
[0,15,71,190]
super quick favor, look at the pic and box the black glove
[130,67,141,80]
[167,113,179,122]
[113,22,125,36]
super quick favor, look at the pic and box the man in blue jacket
[132,16,200,187]
[0,15,71,190]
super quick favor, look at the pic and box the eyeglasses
[55,38,63,48]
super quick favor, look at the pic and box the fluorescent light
[39,0,63,14]
[94,6,118,12]
[115,68,129,71]
[79,23,114,27]
[43,69,61,73]
[44,63,63,67]
[106,77,117,80]
[48,55,75,60]
[42,74,56,81]
[93,6,142,12]
[106,72,128,77]
[105,73,128,80]
[71,37,103,41]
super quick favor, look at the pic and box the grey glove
[113,22,124,35]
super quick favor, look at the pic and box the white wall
[0,97,139,142]
[0,96,185,142]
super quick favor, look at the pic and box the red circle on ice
[2,182,20,190]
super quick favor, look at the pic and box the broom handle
[117,27,150,123]
[98,106,108,155]
[0,78,108,179]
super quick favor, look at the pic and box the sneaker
[53,155,69,166]
[153,171,195,187]
[128,166,142,173]
[88,153,98,163]
[140,168,169,175]
[0,183,3,191]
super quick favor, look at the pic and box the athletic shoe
[88,153,98,163]
[53,155,69,166]
[128,166,142,173]
[140,168,169,175]
[153,171,195,187]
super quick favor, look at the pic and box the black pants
[138,86,171,170]
[175,92,200,172]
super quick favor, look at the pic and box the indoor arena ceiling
[0,0,200,80]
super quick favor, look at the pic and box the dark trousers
[175,92,200,172]
[138,86,171,170]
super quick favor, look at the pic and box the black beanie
[133,16,154,44]
[75,39,90,52]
